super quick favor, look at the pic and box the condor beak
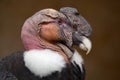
[73,32,92,54]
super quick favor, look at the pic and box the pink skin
[21,19,44,50]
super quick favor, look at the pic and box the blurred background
[0,0,120,80]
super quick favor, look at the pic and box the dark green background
[0,0,120,80]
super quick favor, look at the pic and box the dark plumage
[0,51,85,80]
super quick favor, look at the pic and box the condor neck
[21,32,69,63]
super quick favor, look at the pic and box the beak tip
[79,36,92,55]
[86,49,91,55]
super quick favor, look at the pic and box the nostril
[74,12,79,16]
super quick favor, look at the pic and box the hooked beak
[73,32,92,54]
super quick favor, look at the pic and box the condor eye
[58,20,63,25]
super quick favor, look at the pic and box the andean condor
[0,7,92,80]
